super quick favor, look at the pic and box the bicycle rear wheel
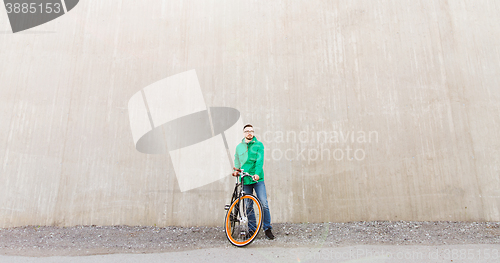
[225,194,262,247]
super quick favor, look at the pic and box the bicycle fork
[238,198,249,237]
[225,196,249,237]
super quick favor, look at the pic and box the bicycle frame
[232,172,252,235]
[225,169,262,245]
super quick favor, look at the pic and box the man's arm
[234,148,240,169]
[232,147,241,176]
[254,143,264,177]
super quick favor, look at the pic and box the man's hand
[232,171,239,177]
[252,175,260,181]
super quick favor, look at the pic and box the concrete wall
[1,0,500,227]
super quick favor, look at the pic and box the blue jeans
[243,181,272,231]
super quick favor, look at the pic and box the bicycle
[224,168,263,247]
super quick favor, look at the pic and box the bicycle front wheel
[224,194,263,247]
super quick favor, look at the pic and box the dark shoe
[265,229,275,240]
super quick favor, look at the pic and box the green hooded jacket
[234,136,265,185]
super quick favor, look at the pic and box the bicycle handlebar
[233,168,257,182]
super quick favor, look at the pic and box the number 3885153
[5,3,62,14]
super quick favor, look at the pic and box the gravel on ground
[1,221,499,257]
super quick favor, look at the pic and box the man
[232,123,275,240]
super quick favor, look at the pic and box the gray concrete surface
[2,245,500,263]
[1,0,500,227]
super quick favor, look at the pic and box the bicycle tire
[224,194,263,247]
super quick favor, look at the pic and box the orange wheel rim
[225,195,262,245]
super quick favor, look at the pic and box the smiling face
[243,127,254,140]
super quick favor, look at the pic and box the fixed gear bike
[224,168,263,247]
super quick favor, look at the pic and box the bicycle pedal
[224,204,230,210]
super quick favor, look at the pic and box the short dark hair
[243,124,253,130]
